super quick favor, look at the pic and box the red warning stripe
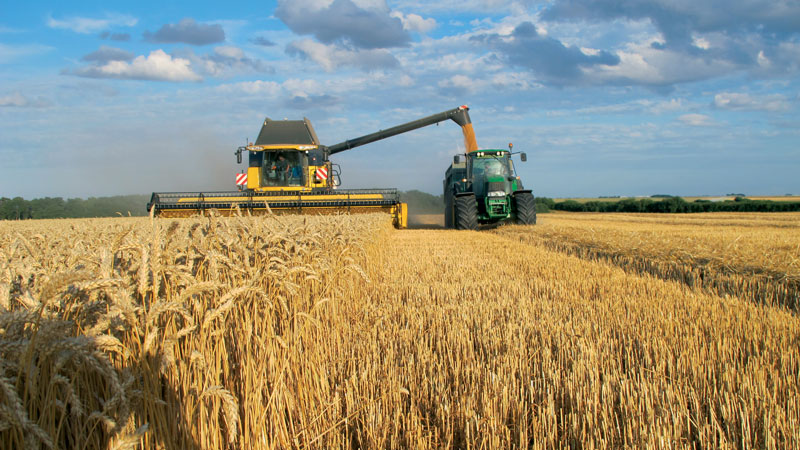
[235,173,248,185]
[315,167,328,181]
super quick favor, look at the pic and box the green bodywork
[445,149,526,223]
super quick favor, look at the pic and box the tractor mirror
[453,155,460,164]
[235,148,242,164]
[520,152,527,162]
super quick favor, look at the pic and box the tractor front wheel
[514,192,537,225]
[454,194,478,230]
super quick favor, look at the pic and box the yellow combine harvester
[147,106,477,228]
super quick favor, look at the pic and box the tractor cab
[467,150,516,195]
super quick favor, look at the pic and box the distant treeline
[0,195,150,220]
[546,196,800,213]
[3,193,798,220]
[3,192,453,219]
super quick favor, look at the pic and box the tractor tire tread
[454,195,479,230]
[515,192,537,225]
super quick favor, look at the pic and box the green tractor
[444,146,536,230]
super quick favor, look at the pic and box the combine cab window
[263,151,305,187]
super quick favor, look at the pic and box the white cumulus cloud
[437,74,476,94]
[74,50,202,82]
[391,11,437,33]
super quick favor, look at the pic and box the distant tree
[648,196,688,213]
[583,201,605,212]
[554,200,585,212]
[1,197,27,220]
[536,197,555,209]
[535,197,554,213]
[616,198,642,212]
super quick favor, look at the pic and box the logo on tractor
[235,173,247,186]
[315,167,328,181]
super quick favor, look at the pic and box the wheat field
[1,212,798,449]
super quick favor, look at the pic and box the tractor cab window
[263,151,305,187]
[470,154,511,179]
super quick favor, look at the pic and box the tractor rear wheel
[514,192,537,225]
[454,194,478,230]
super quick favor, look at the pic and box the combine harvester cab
[148,116,408,228]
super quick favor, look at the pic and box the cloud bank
[276,0,410,49]
[472,22,620,84]
[144,18,225,45]
[81,46,134,63]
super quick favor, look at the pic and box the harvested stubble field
[1,211,798,449]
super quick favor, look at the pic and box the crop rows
[1,212,799,449]
[496,212,800,310]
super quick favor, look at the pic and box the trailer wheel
[514,192,537,225]
[454,194,478,230]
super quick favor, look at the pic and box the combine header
[148,106,479,228]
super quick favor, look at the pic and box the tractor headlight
[488,191,505,197]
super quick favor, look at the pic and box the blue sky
[1,0,798,199]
